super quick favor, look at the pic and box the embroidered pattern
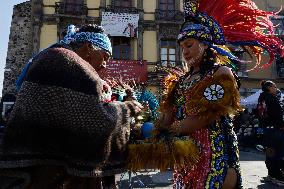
[205,121,228,188]
[174,73,205,120]
[178,11,225,45]
[203,84,224,101]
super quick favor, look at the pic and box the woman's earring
[203,51,207,62]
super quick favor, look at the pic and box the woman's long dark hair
[189,47,216,75]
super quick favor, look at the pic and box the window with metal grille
[114,0,132,7]
[112,37,131,60]
[159,0,175,11]
[64,0,84,15]
[160,40,176,67]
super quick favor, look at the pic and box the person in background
[257,80,284,186]
[233,109,251,147]
[0,24,143,189]
[276,88,284,111]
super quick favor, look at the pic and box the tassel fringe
[127,137,200,172]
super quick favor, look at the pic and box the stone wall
[2,1,33,96]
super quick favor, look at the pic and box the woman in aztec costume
[158,0,284,188]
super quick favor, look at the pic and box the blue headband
[60,25,112,55]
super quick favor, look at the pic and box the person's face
[268,83,277,95]
[179,38,208,68]
[87,45,111,72]
[77,43,111,72]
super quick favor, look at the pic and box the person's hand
[126,79,136,88]
[130,122,143,140]
[169,121,182,136]
[105,78,118,88]
[125,100,143,116]
[158,120,181,136]
[155,112,173,130]
[153,121,180,140]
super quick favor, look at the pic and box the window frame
[112,37,131,60]
[114,0,132,7]
[159,0,175,11]
[160,39,177,67]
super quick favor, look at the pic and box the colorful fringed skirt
[173,118,242,189]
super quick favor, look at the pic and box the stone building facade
[3,2,34,95]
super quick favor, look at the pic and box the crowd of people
[0,0,283,188]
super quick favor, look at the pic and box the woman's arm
[177,112,218,135]
[175,66,237,135]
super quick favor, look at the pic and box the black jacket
[260,92,284,129]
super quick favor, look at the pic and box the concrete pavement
[116,150,283,189]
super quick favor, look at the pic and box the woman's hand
[176,113,220,135]
[154,112,173,131]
